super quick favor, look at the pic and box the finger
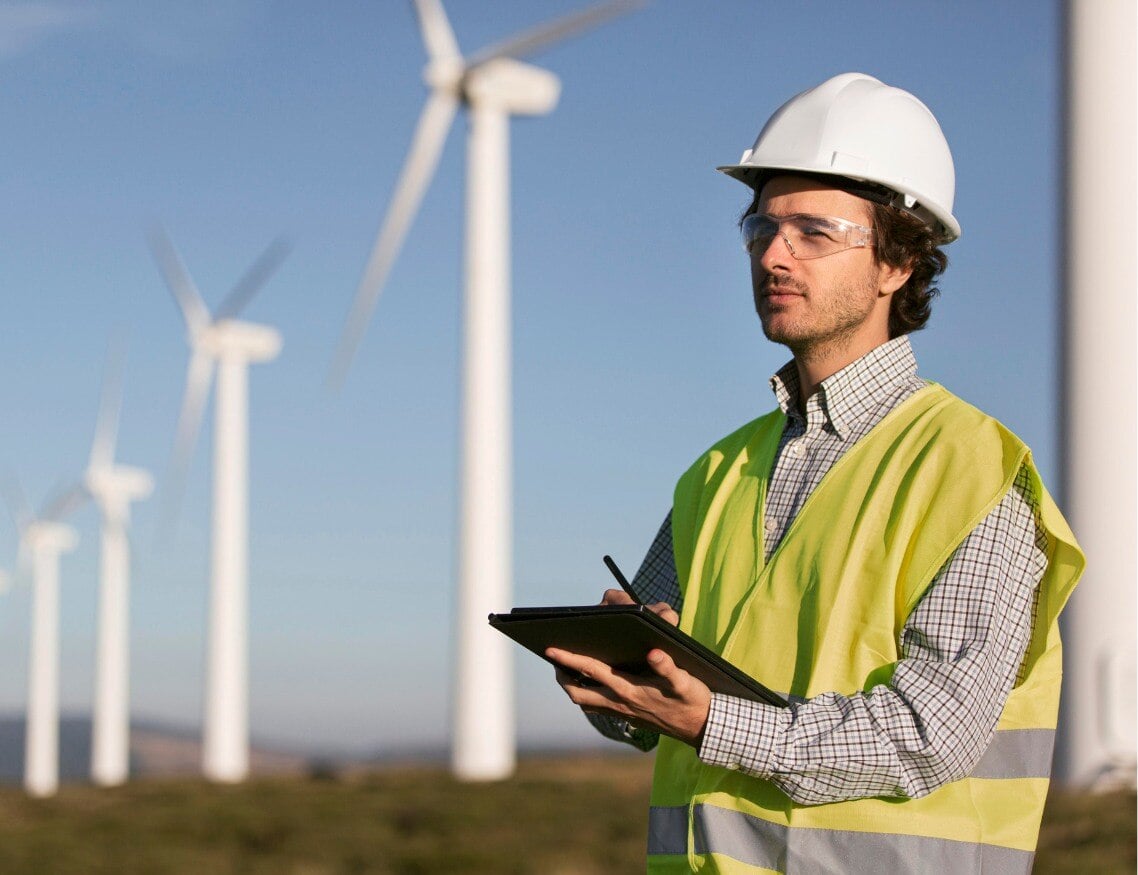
[545,647,617,684]
[554,663,603,692]
[648,602,680,626]
[555,671,628,713]
[600,588,635,606]
[546,648,653,706]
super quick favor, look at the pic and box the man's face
[750,176,894,356]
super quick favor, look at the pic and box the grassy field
[0,754,1131,874]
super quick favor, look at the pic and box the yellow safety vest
[647,384,1084,874]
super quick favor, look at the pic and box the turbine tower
[84,343,153,787]
[331,0,642,782]
[150,229,288,784]
[1056,0,1137,788]
[3,484,79,798]
[24,520,77,798]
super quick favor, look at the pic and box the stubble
[756,271,880,365]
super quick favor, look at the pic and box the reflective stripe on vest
[971,728,1056,780]
[648,804,1035,874]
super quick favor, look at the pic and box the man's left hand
[547,646,711,748]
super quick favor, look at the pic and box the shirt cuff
[698,693,785,776]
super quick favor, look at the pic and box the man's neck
[791,332,891,403]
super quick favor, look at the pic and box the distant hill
[0,715,312,784]
[0,714,619,787]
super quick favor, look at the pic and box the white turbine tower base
[150,230,287,784]
[333,0,641,783]
[24,521,78,798]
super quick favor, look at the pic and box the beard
[755,271,880,360]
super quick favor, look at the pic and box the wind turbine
[149,228,288,784]
[3,482,79,798]
[82,342,153,787]
[331,0,643,781]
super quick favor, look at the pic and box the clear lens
[743,213,874,260]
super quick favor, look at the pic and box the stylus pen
[603,554,642,605]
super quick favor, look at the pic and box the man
[546,73,1084,874]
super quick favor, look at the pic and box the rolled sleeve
[698,693,784,775]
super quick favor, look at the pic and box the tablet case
[488,604,787,707]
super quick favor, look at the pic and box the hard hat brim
[716,163,961,244]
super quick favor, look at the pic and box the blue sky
[0,0,1063,756]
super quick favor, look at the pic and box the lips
[762,283,805,302]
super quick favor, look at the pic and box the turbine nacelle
[23,521,79,555]
[463,58,560,116]
[197,320,283,364]
[85,465,155,505]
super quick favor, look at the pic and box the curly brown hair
[741,184,949,337]
[870,202,948,337]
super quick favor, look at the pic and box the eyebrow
[760,212,853,223]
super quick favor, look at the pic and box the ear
[876,261,913,298]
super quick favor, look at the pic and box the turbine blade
[0,476,31,533]
[160,350,215,534]
[147,225,211,334]
[90,332,128,471]
[412,0,461,61]
[42,482,89,522]
[0,477,32,579]
[214,237,292,323]
[466,0,645,68]
[328,90,459,389]
[15,540,28,576]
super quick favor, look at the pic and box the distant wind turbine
[3,481,79,798]
[149,228,288,784]
[81,341,154,787]
[331,0,643,781]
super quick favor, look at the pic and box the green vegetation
[0,755,1131,874]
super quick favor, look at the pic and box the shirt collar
[768,336,919,439]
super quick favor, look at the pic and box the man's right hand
[601,588,680,627]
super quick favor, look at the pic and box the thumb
[646,648,676,677]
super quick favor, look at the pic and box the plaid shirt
[589,336,1048,804]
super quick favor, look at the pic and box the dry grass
[0,754,1129,873]
[1036,785,1136,874]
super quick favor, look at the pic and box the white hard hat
[718,72,960,243]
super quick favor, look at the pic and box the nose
[756,228,795,271]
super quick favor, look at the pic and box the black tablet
[488,605,786,707]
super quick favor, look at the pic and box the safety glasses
[742,213,874,260]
